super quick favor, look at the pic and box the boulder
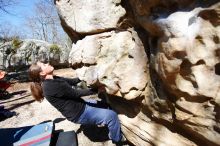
[56,0,220,145]
[69,29,148,100]
[152,2,220,145]
[55,0,126,34]
[0,39,70,69]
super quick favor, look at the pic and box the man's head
[28,61,54,102]
[29,62,54,82]
[37,62,54,76]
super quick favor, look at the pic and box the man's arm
[55,76,81,86]
[69,88,96,98]
[61,82,96,99]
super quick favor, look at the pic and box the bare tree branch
[0,0,17,14]
[25,0,66,44]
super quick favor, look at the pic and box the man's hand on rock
[98,85,106,93]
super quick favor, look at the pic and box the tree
[0,0,17,14]
[0,22,25,40]
[25,0,66,45]
[0,21,23,70]
[0,22,12,40]
[0,0,26,40]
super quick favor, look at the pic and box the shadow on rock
[108,94,144,118]
[76,125,109,142]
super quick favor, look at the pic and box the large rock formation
[55,0,220,145]
[151,3,220,145]
[69,29,149,100]
[0,39,70,69]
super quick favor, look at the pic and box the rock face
[55,0,126,34]
[151,3,220,145]
[0,39,70,69]
[69,29,149,100]
[55,0,220,145]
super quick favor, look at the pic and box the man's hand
[0,71,6,79]
[98,85,106,93]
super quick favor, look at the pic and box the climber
[28,61,127,144]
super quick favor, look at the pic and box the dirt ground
[0,68,117,146]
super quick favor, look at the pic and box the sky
[0,0,39,27]
[0,0,65,41]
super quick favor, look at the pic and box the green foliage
[11,38,22,54]
[49,44,61,54]
[12,38,22,49]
